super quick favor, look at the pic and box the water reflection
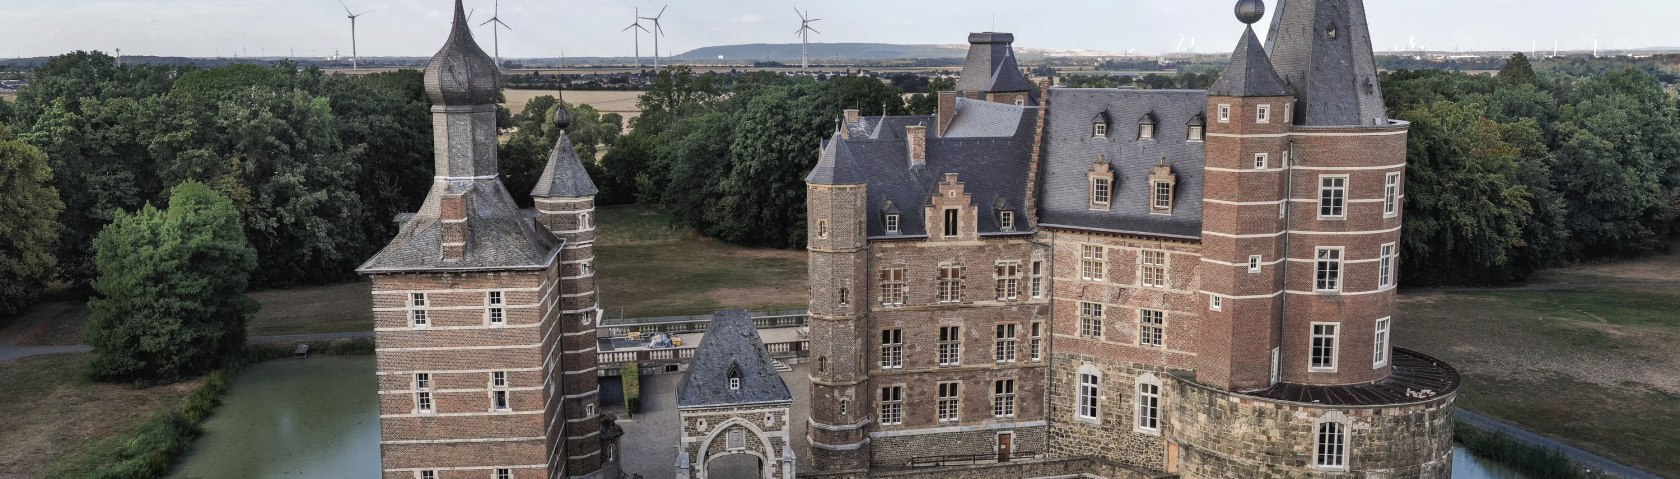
[1455,444,1532,479]
[171,356,379,479]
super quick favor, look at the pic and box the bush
[622,362,641,418]
[49,365,237,479]
[1456,424,1584,479]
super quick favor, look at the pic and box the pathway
[1456,408,1662,479]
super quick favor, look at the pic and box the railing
[599,309,809,338]
[906,451,1044,468]
[596,340,808,368]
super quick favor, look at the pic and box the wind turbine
[622,8,650,69]
[338,1,374,69]
[639,5,668,69]
[795,8,821,71]
[479,0,512,68]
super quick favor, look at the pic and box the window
[838,288,849,306]
[937,382,960,423]
[880,329,903,369]
[410,293,429,327]
[1374,317,1391,368]
[493,390,510,411]
[1152,181,1174,212]
[942,209,959,238]
[491,371,507,388]
[1139,250,1167,288]
[1029,322,1044,361]
[1209,294,1224,312]
[938,264,963,304]
[1091,177,1112,207]
[1319,176,1347,218]
[838,399,848,417]
[1029,261,1045,299]
[581,211,591,228]
[1136,379,1161,433]
[817,220,829,239]
[1315,248,1343,292]
[1254,153,1269,169]
[727,428,746,450]
[496,469,512,479]
[1188,124,1205,141]
[1311,323,1339,372]
[1249,255,1262,273]
[880,268,906,306]
[1139,122,1155,139]
[1316,420,1347,469]
[1282,149,1291,168]
[879,386,904,425]
[994,324,1017,363]
[1257,104,1271,123]
[1000,211,1015,231]
[1080,245,1106,281]
[585,403,596,417]
[487,291,505,325]
[1093,123,1108,138]
[419,471,436,479]
[1015,98,1026,106]
[581,260,593,276]
[1139,309,1165,347]
[1077,372,1100,420]
[885,214,900,233]
[995,262,1021,301]
[1379,243,1396,289]
[1079,302,1104,339]
[938,326,962,366]
[1284,103,1294,123]
[993,379,1016,418]
[728,368,741,390]
[1385,172,1401,217]
[1217,104,1231,123]
[415,373,433,413]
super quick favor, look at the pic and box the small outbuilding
[674,310,796,479]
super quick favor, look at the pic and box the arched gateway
[675,310,796,479]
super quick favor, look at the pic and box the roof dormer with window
[1092,111,1112,139]
[1089,159,1115,211]
[926,173,977,241]
[1138,112,1159,140]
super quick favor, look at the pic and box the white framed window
[1319,175,1348,219]
[581,260,593,276]
[1374,317,1391,368]
[487,291,505,325]
[995,261,1021,301]
[1315,247,1343,292]
[1028,322,1044,361]
[728,368,741,390]
[1257,104,1272,123]
[838,287,849,306]
[585,403,596,417]
[1081,245,1106,281]
[938,264,963,304]
[1152,181,1174,212]
[1077,368,1101,421]
[937,382,960,423]
[410,293,429,327]
[880,267,906,306]
[1139,122,1155,139]
[879,386,904,425]
[994,323,1017,363]
[1271,347,1282,384]
[817,219,829,239]
[1000,210,1015,231]
[1284,103,1294,123]
[1091,177,1112,208]
[1254,153,1270,170]
[880,329,903,369]
[727,428,746,450]
[1029,261,1045,299]
[491,371,507,388]
[495,468,512,479]
[580,211,591,228]
[1187,125,1205,141]
[1217,104,1231,123]
[1315,416,1349,470]
[1136,374,1162,434]
[1139,309,1165,347]
[994,379,1017,418]
[942,209,960,238]
[414,373,434,413]
[1282,149,1291,168]
[1079,302,1104,339]
[1384,172,1401,217]
[1209,294,1224,312]
[418,471,436,479]
[492,390,510,411]
[1249,255,1262,273]
[1310,323,1340,372]
[1139,250,1167,288]
[1015,98,1026,106]
[885,213,900,234]
[938,326,962,366]
[1093,123,1108,138]
[1379,243,1396,289]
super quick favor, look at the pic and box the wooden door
[996,432,1013,462]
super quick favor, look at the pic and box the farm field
[502,88,642,121]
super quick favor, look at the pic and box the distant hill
[673,43,969,62]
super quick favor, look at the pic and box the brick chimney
[936,91,957,136]
[906,124,927,167]
[844,108,860,125]
[439,193,467,261]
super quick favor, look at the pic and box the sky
[5,0,1680,60]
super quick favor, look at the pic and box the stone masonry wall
[682,404,795,479]
[870,425,1047,468]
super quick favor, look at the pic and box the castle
[802,0,1460,477]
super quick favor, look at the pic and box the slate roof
[532,130,600,198]
[808,102,1037,239]
[956,33,1036,95]
[1265,0,1388,126]
[676,310,793,409]
[423,0,501,107]
[1208,26,1291,98]
[1038,88,1208,239]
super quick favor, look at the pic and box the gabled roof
[956,32,1036,94]
[1038,88,1208,239]
[1210,26,1291,98]
[676,310,792,408]
[532,131,599,198]
[1265,0,1388,126]
[944,97,1030,138]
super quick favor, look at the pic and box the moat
[168,355,1529,479]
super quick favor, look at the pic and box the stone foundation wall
[803,456,1174,479]
[1046,353,1169,471]
[869,424,1047,468]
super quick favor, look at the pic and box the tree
[87,182,258,382]
[1551,69,1680,256]
[0,128,64,317]
[1498,53,1540,87]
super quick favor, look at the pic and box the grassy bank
[594,205,807,317]
[1455,424,1587,479]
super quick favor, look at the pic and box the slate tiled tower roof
[1265,0,1389,126]
[1208,24,1290,97]
[956,32,1036,95]
[532,106,600,199]
[677,310,794,408]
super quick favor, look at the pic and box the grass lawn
[1396,252,1680,477]
[0,353,200,478]
[594,205,808,318]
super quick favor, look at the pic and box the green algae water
[1455,444,1533,479]
[171,355,379,479]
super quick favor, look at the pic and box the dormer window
[728,366,741,390]
[943,209,959,238]
[1092,111,1112,138]
[885,214,900,234]
[1149,162,1178,215]
[1187,114,1206,142]
[1000,211,1015,231]
[1138,113,1158,140]
[1089,159,1115,210]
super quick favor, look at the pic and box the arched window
[1076,363,1102,423]
[728,366,742,390]
[1314,411,1351,470]
[1135,373,1163,434]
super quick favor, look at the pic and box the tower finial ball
[1236,0,1265,24]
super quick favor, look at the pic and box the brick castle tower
[803,126,873,472]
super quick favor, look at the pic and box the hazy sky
[6,0,1680,59]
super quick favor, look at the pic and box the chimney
[937,91,957,136]
[440,193,467,261]
[844,109,860,125]
[906,124,927,167]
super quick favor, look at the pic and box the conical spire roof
[805,129,864,186]
[532,128,599,198]
[1209,25,1291,98]
[423,0,501,106]
[1265,0,1388,126]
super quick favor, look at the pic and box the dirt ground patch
[245,282,373,336]
[1397,251,1680,476]
[0,353,199,478]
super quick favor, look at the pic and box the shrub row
[622,362,641,418]
[1455,423,1587,479]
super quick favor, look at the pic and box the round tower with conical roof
[803,128,873,472]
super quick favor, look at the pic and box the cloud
[731,14,763,24]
